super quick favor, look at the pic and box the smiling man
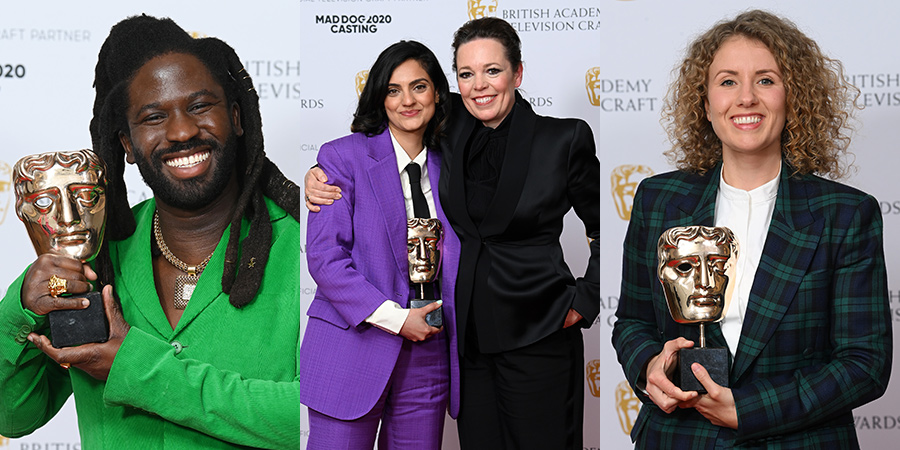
[0,15,304,448]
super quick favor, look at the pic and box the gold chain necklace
[153,211,215,310]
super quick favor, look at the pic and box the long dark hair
[91,14,300,308]
[351,40,451,149]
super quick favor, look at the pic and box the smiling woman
[441,17,600,450]
[613,10,890,449]
[704,36,785,189]
[306,18,602,450]
[454,37,522,129]
[384,58,439,156]
[299,40,461,450]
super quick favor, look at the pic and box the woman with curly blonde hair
[614,9,889,448]
[663,9,856,178]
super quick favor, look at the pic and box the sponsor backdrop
[0,1,896,448]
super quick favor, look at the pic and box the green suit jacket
[0,197,304,449]
[612,163,891,449]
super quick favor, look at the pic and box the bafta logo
[188,31,209,39]
[468,0,498,20]
[14,150,110,348]
[0,160,11,225]
[355,70,369,98]
[407,218,444,327]
[615,381,640,435]
[0,434,9,446]
[585,67,602,106]
[658,226,738,393]
[586,359,601,398]
[611,165,654,221]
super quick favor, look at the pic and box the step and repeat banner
[1,1,897,449]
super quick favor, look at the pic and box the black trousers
[457,326,585,450]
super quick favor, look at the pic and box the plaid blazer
[612,163,891,449]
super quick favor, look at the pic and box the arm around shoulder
[306,138,398,326]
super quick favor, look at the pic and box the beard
[131,133,239,210]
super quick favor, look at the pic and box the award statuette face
[14,149,110,348]
[657,226,739,393]
[407,218,442,327]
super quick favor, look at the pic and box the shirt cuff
[365,300,409,335]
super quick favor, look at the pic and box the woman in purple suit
[299,41,460,449]
[306,18,601,450]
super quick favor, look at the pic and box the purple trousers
[308,332,449,449]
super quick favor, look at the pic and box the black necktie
[406,163,430,218]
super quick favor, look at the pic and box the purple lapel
[365,131,409,280]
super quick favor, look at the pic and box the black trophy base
[48,291,110,348]
[409,299,442,328]
[679,347,729,394]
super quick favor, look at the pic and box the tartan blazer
[612,162,891,449]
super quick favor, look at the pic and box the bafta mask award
[14,149,110,348]
[657,226,739,393]
[407,218,442,327]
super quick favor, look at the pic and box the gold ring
[60,362,70,370]
[48,275,67,297]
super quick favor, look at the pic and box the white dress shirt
[715,168,780,358]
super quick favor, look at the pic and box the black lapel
[478,95,536,237]
[446,102,479,238]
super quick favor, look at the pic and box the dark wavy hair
[451,16,522,72]
[351,40,450,150]
[90,14,300,308]
[662,9,858,178]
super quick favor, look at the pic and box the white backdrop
[0,1,897,449]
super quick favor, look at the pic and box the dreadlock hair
[90,14,301,308]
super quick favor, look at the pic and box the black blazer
[439,92,600,354]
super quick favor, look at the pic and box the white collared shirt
[715,168,780,358]
[391,130,437,219]
[364,129,437,334]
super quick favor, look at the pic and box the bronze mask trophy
[657,226,739,393]
[407,218,442,327]
[14,149,110,348]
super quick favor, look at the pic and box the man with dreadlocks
[0,15,304,448]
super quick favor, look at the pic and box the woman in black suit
[442,17,599,450]
[306,17,599,450]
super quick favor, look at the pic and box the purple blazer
[299,129,461,420]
